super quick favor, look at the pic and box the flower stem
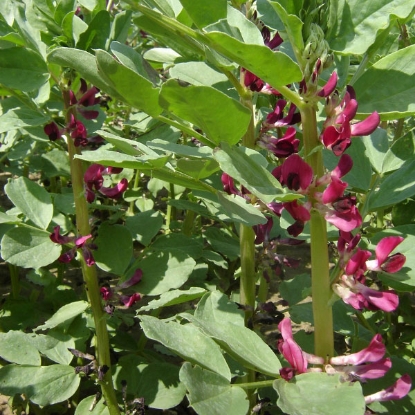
[63,90,120,415]
[301,104,334,359]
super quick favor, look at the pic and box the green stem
[127,169,141,216]
[63,90,120,415]
[9,264,20,299]
[236,379,275,390]
[301,104,334,359]
[239,224,256,323]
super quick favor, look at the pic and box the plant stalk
[301,104,334,359]
[63,90,120,415]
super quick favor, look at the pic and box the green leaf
[0,47,48,91]
[113,355,186,409]
[354,45,415,119]
[382,129,415,173]
[274,373,365,415]
[179,363,249,415]
[30,332,75,365]
[368,158,415,210]
[76,10,110,50]
[279,273,311,306]
[139,315,231,380]
[139,287,206,312]
[1,227,61,268]
[0,364,80,406]
[94,223,133,275]
[159,80,251,145]
[185,292,282,377]
[125,210,163,246]
[205,33,302,88]
[268,1,304,64]
[214,143,293,203]
[136,249,196,295]
[110,41,160,85]
[169,62,229,87]
[327,0,413,55]
[34,301,89,332]
[151,233,204,259]
[5,177,53,229]
[75,395,109,415]
[109,10,132,45]
[179,0,227,28]
[362,128,389,174]
[47,48,125,101]
[74,149,169,169]
[148,139,214,158]
[177,159,220,179]
[204,227,240,261]
[0,331,41,366]
[96,49,162,117]
[0,107,49,133]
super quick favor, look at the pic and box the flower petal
[330,334,385,366]
[375,236,404,266]
[364,374,412,404]
[350,111,380,136]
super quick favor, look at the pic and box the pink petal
[84,164,105,190]
[278,318,308,373]
[75,234,92,247]
[322,177,348,204]
[118,269,143,289]
[283,201,311,222]
[351,111,380,136]
[359,285,399,312]
[50,226,73,244]
[345,249,371,276]
[325,206,362,232]
[330,334,385,366]
[317,71,338,97]
[365,374,412,404]
[346,358,392,380]
[382,253,406,273]
[332,154,353,179]
[120,293,141,307]
[99,178,129,199]
[375,236,404,266]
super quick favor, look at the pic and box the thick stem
[301,104,334,359]
[63,90,120,415]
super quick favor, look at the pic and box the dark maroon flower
[118,269,143,289]
[266,101,301,127]
[44,122,62,141]
[273,154,314,192]
[253,216,273,245]
[50,226,96,266]
[258,127,300,158]
[317,71,338,97]
[119,293,141,308]
[84,164,128,202]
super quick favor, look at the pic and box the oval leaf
[139,315,231,381]
[159,80,251,145]
[1,227,61,268]
[0,331,41,366]
[5,177,53,229]
[274,373,365,415]
[179,363,249,415]
[0,364,80,406]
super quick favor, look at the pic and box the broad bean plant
[0,0,415,414]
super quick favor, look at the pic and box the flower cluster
[100,268,143,312]
[50,225,96,266]
[278,318,411,405]
[44,79,103,147]
[333,235,405,312]
[84,164,128,203]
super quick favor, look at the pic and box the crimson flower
[253,216,273,245]
[50,226,96,266]
[44,122,62,141]
[265,100,301,127]
[258,126,300,158]
[278,318,324,380]
[366,236,406,273]
[272,154,313,192]
[69,79,101,120]
[321,86,380,156]
[84,164,128,202]
[333,274,399,312]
